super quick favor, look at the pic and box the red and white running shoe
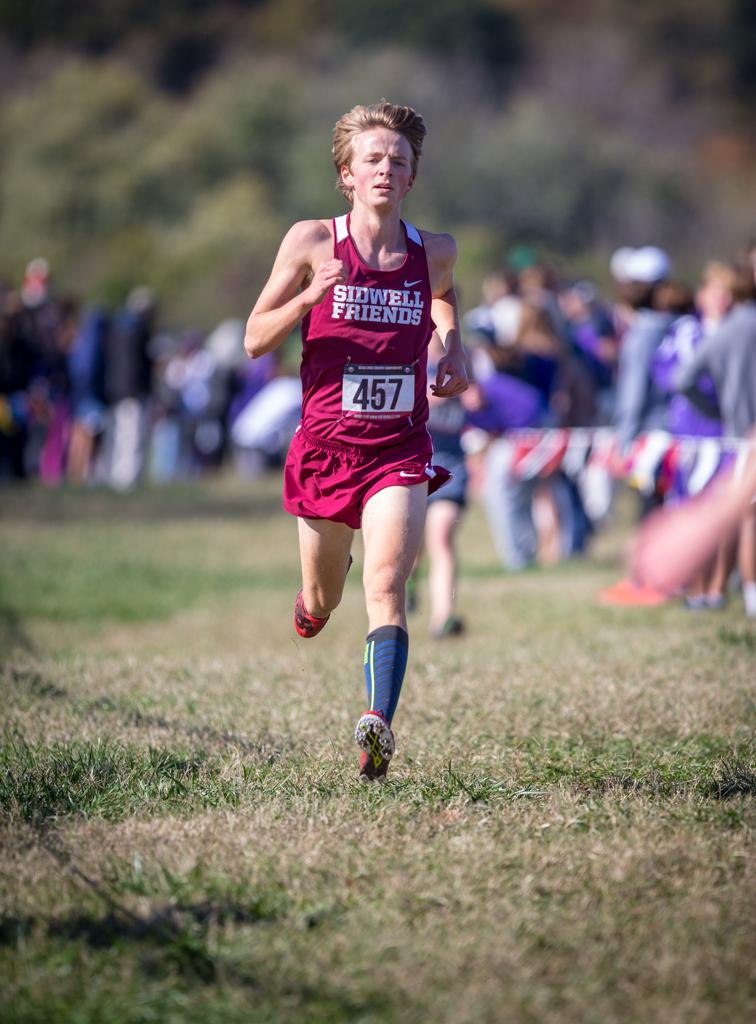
[293,591,330,638]
[355,710,395,783]
[293,555,353,638]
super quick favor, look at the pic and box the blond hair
[701,260,737,291]
[702,260,754,303]
[332,100,426,204]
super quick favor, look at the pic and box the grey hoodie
[613,308,674,451]
[676,301,756,437]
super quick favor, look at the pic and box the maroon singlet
[299,213,435,449]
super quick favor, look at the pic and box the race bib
[342,364,415,419]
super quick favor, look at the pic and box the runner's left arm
[427,233,468,398]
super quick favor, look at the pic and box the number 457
[353,377,404,411]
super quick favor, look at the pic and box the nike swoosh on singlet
[399,470,419,478]
[403,279,422,288]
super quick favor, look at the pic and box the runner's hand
[303,259,346,306]
[431,349,468,398]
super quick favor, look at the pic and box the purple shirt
[651,315,721,437]
[467,372,545,433]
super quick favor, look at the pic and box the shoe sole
[355,713,395,782]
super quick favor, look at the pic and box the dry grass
[1,475,754,1023]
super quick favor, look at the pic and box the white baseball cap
[610,246,670,284]
[610,247,636,283]
[624,246,670,283]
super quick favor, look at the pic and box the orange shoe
[598,577,670,607]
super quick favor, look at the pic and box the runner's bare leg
[298,517,354,619]
[361,483,428,631]
[424,498,462,632]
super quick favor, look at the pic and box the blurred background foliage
[1,0,755,326]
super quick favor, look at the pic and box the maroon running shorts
[283,425,452,529]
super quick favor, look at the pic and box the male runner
[244,100,467,780]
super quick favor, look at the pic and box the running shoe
[293,591,330,638]
[355,710,395,783]
[598,577,670,607]
[293,555,353,638]
[431,615,465,639]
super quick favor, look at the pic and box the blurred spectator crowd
[0,259,301,490]
[2,241,755,610]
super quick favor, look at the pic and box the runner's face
[341,129,414,207]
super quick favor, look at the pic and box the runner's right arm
[244,220,344,359]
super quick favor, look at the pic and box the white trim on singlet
[334,214,423,248]
[404,221,423,247]
[334,214,349,243]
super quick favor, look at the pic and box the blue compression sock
[363,625,409,724]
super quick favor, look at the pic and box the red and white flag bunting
[496,427,753,496]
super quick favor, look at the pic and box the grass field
[1,474,754,1024]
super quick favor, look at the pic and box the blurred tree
[0,1,260,51]
[330,0,522,71]
[1,2,755,325]
[0,0,265,91]
[730,0,756,107]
